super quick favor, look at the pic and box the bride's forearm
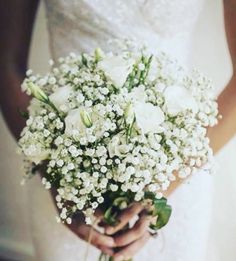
[164,76,236,197]
[0,68,30,139]
[165,1,236,198]
[207,75,236,153]
[0,0,39,140]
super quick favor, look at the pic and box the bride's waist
[48,29,193,66]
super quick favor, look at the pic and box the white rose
[98,55,134,88]
[49,86,74,109]
[134,102,165,134]
[108,135,129,158]
[65,108,88,135]
[164,85,199,115]
[128,85,147,103]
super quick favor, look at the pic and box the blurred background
[0,0,235,260]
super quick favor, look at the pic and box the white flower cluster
[19,46,218,224]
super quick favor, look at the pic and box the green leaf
[18,109,29,119]
[104,207,117,226]
[153,198,167,215]
[144,194,172,231]
[113,197,128,207]
[104,206,112,220]
[153,205,172,230]
[151,199,172,230]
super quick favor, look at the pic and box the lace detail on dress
[43,0,204,64]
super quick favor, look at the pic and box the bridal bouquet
[18,44,218,260]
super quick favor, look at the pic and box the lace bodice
[43,0,205,64]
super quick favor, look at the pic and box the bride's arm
[106,2,236,259]
[208,0,236,153]
[0,1,115,255]
[0,0,38,139]
[163,0,236,197]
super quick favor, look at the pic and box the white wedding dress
[28,0,213,260]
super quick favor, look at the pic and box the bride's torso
[43,0,205,65]
[29,2,216,261]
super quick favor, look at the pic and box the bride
[0,0,236,260]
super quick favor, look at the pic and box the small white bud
[80,109,93,128]
[124,103,135,125]
[27,82,49,102]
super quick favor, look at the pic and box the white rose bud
[27,82,49,102]
[164,85,199,116]
[65,108,89,135]
[49,86,73,110]
[124,103,135,125]
[98,55,135,88]
[80,109,93,128]
[94,48,104,61]
[134,102,165,134]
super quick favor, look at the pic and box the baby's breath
[18,45,218,224]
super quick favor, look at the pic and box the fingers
[68,221,115,249]
[94,208,104,220]
[114,214,151,247]
[105,203,144,235]
[99,245,114,256]
[79,224,116,247]
[113,232,151,261]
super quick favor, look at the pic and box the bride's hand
[49,186,116,256]
[67,212,116,256]
[38,167,115,255]
[104,203,153,261]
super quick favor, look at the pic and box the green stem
[48,100,60,115]
[98,253,132,261]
